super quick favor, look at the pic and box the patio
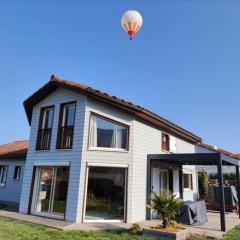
[0,208,240,238]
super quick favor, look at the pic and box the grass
[223,224,240,240]
[0,217,154,240]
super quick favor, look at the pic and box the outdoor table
[175,200,207,225]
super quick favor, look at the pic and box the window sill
[35,149,50,152]
[56,148,73,152]
[184,188,193,192]
[88,147,129,153]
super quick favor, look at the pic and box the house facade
[16,75,202,223]
[0,141,28,204]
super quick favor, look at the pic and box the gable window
[183,173,193,190]
[57,102,76,149]
[89,114,128,150]
[162,133,170,152]
[36,106,54,150]
[0,165,8,187]
[13,166,21,181]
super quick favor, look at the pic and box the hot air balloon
[121,10,143,40]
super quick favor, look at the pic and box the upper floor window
[57,102,76,149]
[89,114,128,150]
[13,166,21,181]
[36,106,54,150]
[162,133,170,152]
[183,173,193,190]
[0,165,8,187]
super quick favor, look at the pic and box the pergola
[146,153,240,232]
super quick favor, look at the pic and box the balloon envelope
[121,10,143,39]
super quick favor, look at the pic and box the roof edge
[23,75,202,144]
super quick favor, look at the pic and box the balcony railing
[57,126,74,149]
[36,128,52,150]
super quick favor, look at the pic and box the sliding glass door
[32,166,69,219]
[85,166,127,221]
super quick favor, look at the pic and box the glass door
[85,166,126,222]
[32,166,69,219]
[159,169,169,192]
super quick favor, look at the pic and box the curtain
[90,116,98,147]
[111,126,122,148]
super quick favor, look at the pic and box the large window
[85,166,126,221]
[57,102,76,149]
[0,165,8,187]
[13,166,21,181]
[89,114,128,150]
[36,106,54,150]
[183,173,193,190]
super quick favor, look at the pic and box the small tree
[198,170,208,200]
[147,191,184,228]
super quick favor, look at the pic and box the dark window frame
[0,165,8,188]
[13,166,22,181]
[183,173,193,190]
[36,105,55,151]
[161,133,170,152]
[56,101,76,149]
[88,112,130,151]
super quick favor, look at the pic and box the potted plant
[144,191,187,240]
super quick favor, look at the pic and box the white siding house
[18,75,203,223]
[0,140,28,205]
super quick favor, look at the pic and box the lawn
[0,217,154,240]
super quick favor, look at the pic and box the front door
[31,166,69,219]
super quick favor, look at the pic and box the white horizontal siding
[19,88,86,222]
[77,97,134,223]
[131,118,198,222]
[0,159,25,204]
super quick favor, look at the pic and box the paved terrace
[0,209,239,238]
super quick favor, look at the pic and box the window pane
[65,105,75,126]
[184,174,192,189]
[13,166,21,180]
[86,167,126,220]
[0,166,8,186]
[46,109,54,128]
[90,116,128,149]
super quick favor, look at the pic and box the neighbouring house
[0,140,28,204]
[196,142,240,174]
[0,75,239,226]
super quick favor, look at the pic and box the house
[15,75,202,223]
[0,140,28,204]
[196,142,240,174]
[0,75,239,226]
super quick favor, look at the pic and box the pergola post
[236,165,240,219]
[217,156,226,232]
[179,165,183,199]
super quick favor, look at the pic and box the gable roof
[23,75,202,143]
[0,140,28,159]
[198,142,240,160]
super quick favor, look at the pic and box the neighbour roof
[0,140,28,159]
[198,142,240,160]
[23,75,201,143]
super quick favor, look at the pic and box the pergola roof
[148,153,240,166]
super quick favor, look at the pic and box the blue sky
[0,1,239,152]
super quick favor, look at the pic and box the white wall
[131,118,197,222]
[77,97,134,223]
[19,88,86,222]
[0,159,25,204]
